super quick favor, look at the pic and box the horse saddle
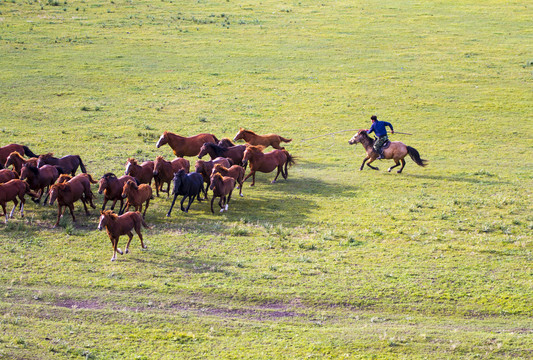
[381,140,391,149]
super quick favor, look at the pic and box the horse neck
[359,134,375,151]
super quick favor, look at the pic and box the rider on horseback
[368,115,394,159]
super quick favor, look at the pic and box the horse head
[348,130,370,145]
[197,143,210,159]
[122,180,136,198]
[156,132,168,148]
[153,156,165,176]
[37,153,54,167]
[98,173,116,194]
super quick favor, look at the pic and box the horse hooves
[397,170,403,174]
[240,194,244,197]
[388,168,392,172]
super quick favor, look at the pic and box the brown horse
[211,163,245,197]
[348,130,428,173]
[233,128,292,149]
[195,157,232,199]
[121,180,152,218]
[20,164,60,204]
[49,173,97,227]
[156,131,219,157]
[242,145,295,186]
[98,173,136,213]
[98,210,150,261]
[153,156,190,197]
[0,144,38,166]
[217,138,237,148]
[5,152,38,174]
[0,179,38,223]
[209,173,235,213]
[124,158,154,186]
[37,153,86,176]
[198,142,246,167]
[0,169,18,183]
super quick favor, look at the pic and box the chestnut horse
[242,145,295,186]
[348,130,428,173]
[98,173,136,213]
[156,131,219,157]
[0,144,38,166]
[48,173,97,227]
[37,153,86,176]
[211,163,245,197]
[98,210,150,261]
[0,179,38,223]
[167,169,204,215]
[194,157,232,199]
[124,158,154,185]
[20,164,60,204]
[0,169,18,183]
[217,138,237,148]
[5,152,38,174]
[198,142,246,167]
[121,180,152,218]
[233,128,292,149]
[153,156,190,197]
[209,173,235,213]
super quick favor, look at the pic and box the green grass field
[0,0,531,358]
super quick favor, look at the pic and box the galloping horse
[156,131,219,157]
[217,138,237,148]
[233,128,292,149]
[124,158,154,185]
[153,156,190,197]
[48,173,97,227]
[0,144,38,166]
[37,153,86,176]
[166,169,204,215]
[0,169,18,183]
[209,173,235,213]
[5,152,38,174]
[98,173,136,213]
[0,179,38,223]
[98,210,150,261]
[20,164,60,204]
[348,130,427,173]
[242,145,295,186]
[198,142,246,167]
[195,157,232,199]
[121,180,152,218]
[211,163,245,197]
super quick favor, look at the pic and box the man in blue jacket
[367,115,394,159]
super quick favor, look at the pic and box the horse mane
[40,152,54,159]
[241,128,257,136]
[213,163,228,172]
[51,182,70,192]
[8,151,24,160]
[24,164,40,175]
[101,209,118,220]
[245,144,265,153]
[125,179,138,189]
[127,158,138,165]
[155,155,164,162]
[102,172,116,179]
[218,138,236,147]
[211,172,224,181]
[206,142,226,157]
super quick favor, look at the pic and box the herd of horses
[1,127,426,261]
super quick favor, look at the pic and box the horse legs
[397,158,406,173]
[53,205,63,228]
[272,166,282,184]
[68,204,76,222]
[133,223,147,249]
[1,204,7,224]
[180,195,187,212]
[166,194,178,217]
[225,190,233,211]
[42,185,51,205]
[360,157,369,170]
[111,236,123,261]
[9,198,18,219]
[388,160,401,172]
[80,198,90,215]
[210,196,216,214]
[125,231,134,254]
[243,171,255,186]
[101,197,109,211]
[218,196,225,212]
[142,199,149,218]
[365,158,379,171]
[184,195,195,213]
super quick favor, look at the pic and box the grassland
[0,0,531,359]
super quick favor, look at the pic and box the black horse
[166,169,205,216]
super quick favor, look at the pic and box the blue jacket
[368,121,393,138]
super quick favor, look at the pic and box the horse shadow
[404,173,511,186]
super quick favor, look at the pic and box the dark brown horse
[20,164,60,204]
[5,152,38,174]
[209,173,235,213]
[198,142,246,167]
[0,144,38,166]
[121,180,152,218]
[217,138,237,148]
[242,145,295,186]
[0,179,38,223]
[98,173,136,213]
[233,128,292,149]
[348,130,427,173]
[211,163,245,197]
[98,210,150,261]
[0,169,18,183]
[49,173,97,227]
[153,156,190,197]
[194,157,232,199]
[37,153,86,176]
[156,131,219,157]
[124,158,154,186]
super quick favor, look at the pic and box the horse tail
[78,156,87,173]
[23,146,38,158]
[211,134,219,143]
[280,136,292,143]
[283,150,296,178]
[141,216,152,230]
[86,173,98,184]
[407,146,428,167]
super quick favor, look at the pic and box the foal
[121,180,152,218]
[209,173,235,213]
[233,128,292,149]
[98,210,151,261]
[0,179,38,223]
[124,158,154,186]
[211,163,245,197]
[20,164,60,204]
[194,157,232,199]
[153,156,190,197]
[5,151,38,174]
[98,173,136,213]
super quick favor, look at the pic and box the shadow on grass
[405,173,512,186]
